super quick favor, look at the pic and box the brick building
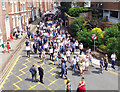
[0,0,54,45]
[91,1,120,23]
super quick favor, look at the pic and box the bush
[104,24,120,41]
[70,18,85,36]
[91,27,103,38]
[99,44,107,50]
[84,19,103,31]
[77,28,92,47]
[77,28,103,48]
[68,7,93,17]
[106,37,119,60]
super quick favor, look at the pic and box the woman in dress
[78,77,86,92]
[79,59,84,76]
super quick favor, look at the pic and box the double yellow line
[0,44,24,89]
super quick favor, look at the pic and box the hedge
[68,7,93,17]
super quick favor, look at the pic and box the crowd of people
[23,10,117,92]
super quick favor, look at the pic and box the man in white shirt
[71,56,76,72]
[54,51,59,65]
[111,52,117,69]
[66,49,71,63]
[79,43,83,55]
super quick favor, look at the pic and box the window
[22,16,24,24]
[15,3,17,12]
[16,15,19,26]
[104,10,109,13]
[11,2,14,12]
[110,11,118,18]
[21,4,23,11]
[2,0,6,10]
[24,4,26,10]
[12,16,15,28]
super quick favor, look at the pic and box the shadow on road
[25,78,39,82]
[91,71,100,74]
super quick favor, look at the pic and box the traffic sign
[92,34,97,40]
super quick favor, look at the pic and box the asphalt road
[0,25,119,91]
[1,45,119,91]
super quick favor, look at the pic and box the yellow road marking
[0,55,21,89]
[11,72,23,90]
[48,79,58,87]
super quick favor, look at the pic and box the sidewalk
[0,23,36,73]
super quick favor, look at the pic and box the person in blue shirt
[71,42,75,54]
[31,32,34,39]
[61,60,67,79]
[99,58,104,74]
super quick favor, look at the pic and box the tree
[70,18,85,36]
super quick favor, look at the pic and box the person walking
[54,51,59,65]
[111,52,117,69]
[2,42,6,53]
[88,52,93,67]
[29,64,37,82]
[7,42,10,53]
[71,56,76,72]
[104,54,109,71]
[33,42,38,54]
[42,50,46,63]
[77,77,86,92]
[38,65,44,84]
[38,46,42,59]
[76,55,80,70]
[25,40,30,58]
[99,58,104,74]
[66,79,71,92]
[61,60,67,79]
[79,43,83,55]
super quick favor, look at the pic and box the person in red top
[10,33,13,40]
[7,42,10,53]
[77,77,86,92]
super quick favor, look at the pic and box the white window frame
[2,0,6,10]
[14,2,17,12]
[23,2,26,10]
[10,2,14,13]
[12,16,15,28]
[22,15,24,24]
[16,15,19,27]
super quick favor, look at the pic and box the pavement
[0,19,42,73]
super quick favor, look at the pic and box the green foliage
[106,37,120,60]
[68,7,93,17]
[70,18,85,36]
[104,24,120,60]
[104,24,120,42]
[57,2,71,13]
[117,22,120,31]
[76,28,103,48]
[99,44,107,50]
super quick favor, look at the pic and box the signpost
[92,34,97,52]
